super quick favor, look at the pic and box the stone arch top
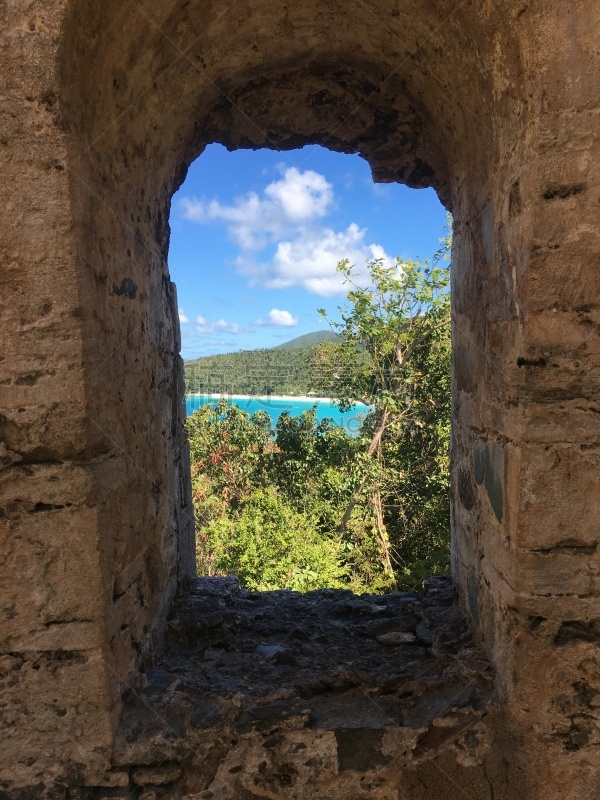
[60,0,527,208]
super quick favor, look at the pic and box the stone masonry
[0,1,599,798]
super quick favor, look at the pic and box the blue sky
[169,144,446,360]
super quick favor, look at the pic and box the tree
[316,225,452,587]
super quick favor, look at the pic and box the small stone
[366,605,390,614]
[331,597,372,616]
[165,712,188,738]
[256,644,286,659]
[191,575,239,596]
[377,631,418,645]
[235,710,254,733]
[423,576,451,593]
[262,734,284,748]
[203,648,222,662]
[207,673,240,689]
[195,611,226,630]
[362,615,419,636]
[164,656,195,671]
[143,668,177,697]
[176,596,228,632]
[248,701,303,722]
[132,764,181,786]
[86,770,130,788]
[189,701,224,729]
[416,623,435,645]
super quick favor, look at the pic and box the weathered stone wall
[0,1,114,784]
[0,0,598,797]
[0,0,195,785]
[450,8,600,797]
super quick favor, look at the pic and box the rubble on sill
[104,576,495,799]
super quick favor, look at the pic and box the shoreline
[186,392,370,407]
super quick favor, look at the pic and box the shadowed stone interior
[109,577,496,799]
[0,1,599,798]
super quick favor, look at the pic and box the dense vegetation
[188,404,369,591]
[186,232,452,593]
[184,340,335,397]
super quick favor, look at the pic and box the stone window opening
[98,147,496,796]
[171,143,451,600]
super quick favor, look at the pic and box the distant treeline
[184,344,331,396]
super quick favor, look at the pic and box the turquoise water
[185,394,371,436]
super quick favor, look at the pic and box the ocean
[185,394,371,436]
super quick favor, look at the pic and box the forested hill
[274,330,338,350]
[184,334,336,396]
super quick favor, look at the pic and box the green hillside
[274,330,338,350]
[184,330,342,396]
[184,343,331,396]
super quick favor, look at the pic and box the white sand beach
[187,392,347,403]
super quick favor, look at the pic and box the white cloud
[239,224,393,296]
[257,309,299,327]
[195,315,247,335]
[178,308,190,324]
[264,167,333,221]
[179,167,333,251]
[179,166,391,297]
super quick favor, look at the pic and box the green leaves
[188,402,373,591]
[315,245,450,418]
[316,218,453,589]
[188,216,453,594]
[199,489,348,592]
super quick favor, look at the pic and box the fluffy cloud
[180,167,333,251]
[178,308,190,324]
[257,309,299,327]
[264,167,332,221]
[195,315,246,335]
[239,224,392,297]
[179,166,390,296]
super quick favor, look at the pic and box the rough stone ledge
[128,577,496,798]
[1,577,497,799]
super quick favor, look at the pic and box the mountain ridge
[183,331,338,396]
[273,330,338,350]
[183,330,338,362]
